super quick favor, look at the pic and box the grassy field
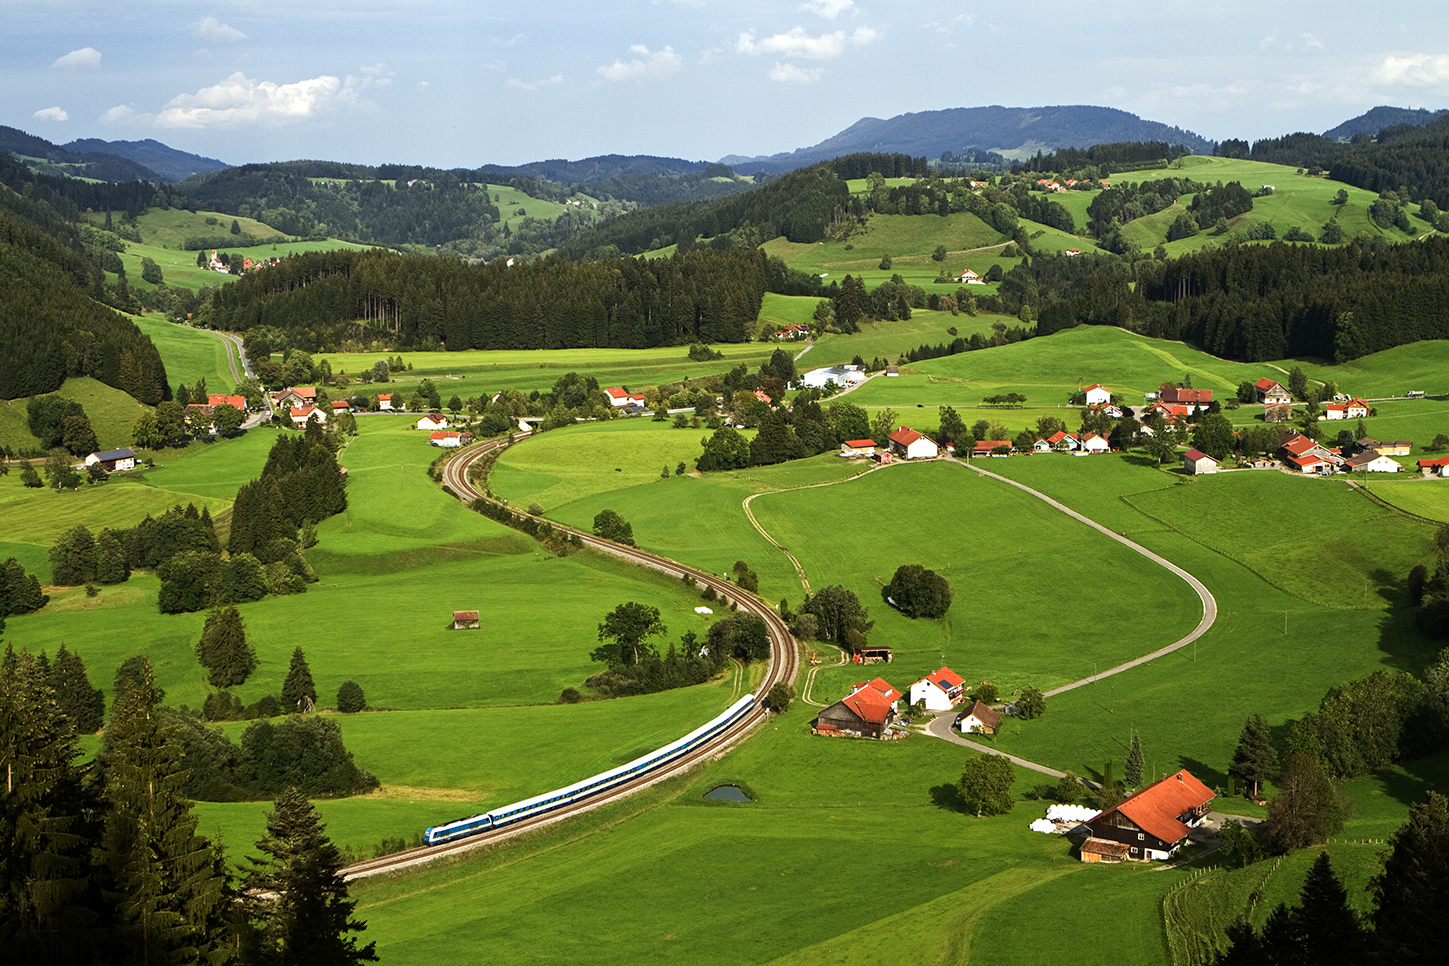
[311,342,779,401]
[0,376,152,453]
[130,314,238,393]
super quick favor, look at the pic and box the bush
[245,694,281,719]
[1016,686,1046,720]
[767,682,794,713]
[337,680,366,713]
[559,687,582,704]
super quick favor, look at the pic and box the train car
[424,693,756,846]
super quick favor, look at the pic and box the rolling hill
[722,105,1215,172]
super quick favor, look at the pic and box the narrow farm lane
[925,714,1068,780]
[952,456,1218,698]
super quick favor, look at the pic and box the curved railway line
[341,433,799,882]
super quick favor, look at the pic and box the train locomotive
[424,693,757,846]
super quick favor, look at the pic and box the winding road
[741,454,1218,779]
[340,433,800,882]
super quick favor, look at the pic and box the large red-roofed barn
[1082,769,1215,861]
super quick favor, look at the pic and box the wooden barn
[452,610,480,630]
[1082,769,1215,862]
[813,686,898,740]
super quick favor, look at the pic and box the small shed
[1080,837,1131,864]
[956,700,1001,735]
[853,646,893,664]
[1183,449,1218,475]
[841,439,877,458]
[452,610,480,630]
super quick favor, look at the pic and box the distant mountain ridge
[1322,106,1449,142]
[0,125,227,183]
[721,105,1216,172]
[63,137,228,182]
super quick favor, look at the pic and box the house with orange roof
[1080,432,1110,453]
[908,667,967,712]
[888,426,938,460]
[274,386,317,409]
[289,405,326,428]
[429,430,466,448]
[377,393,398,411]
[1081,769,1215,862]
[814,682,901,740]
[840,438,877,458]
[1255,378,1292,406]
[1082,384,1111,406]
[207,394,247,411]
[604,386,648,412]
[416,413,450,431]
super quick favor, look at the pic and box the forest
[204,246,772,351]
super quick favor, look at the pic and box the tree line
[0,647,378,966]
[204,245,771,352]
[581,601,768,700]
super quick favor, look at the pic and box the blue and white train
[424,693,757,846]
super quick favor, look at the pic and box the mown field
[0,376,152,453]
[129,314,239,393]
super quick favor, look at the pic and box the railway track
[342,433,799,882]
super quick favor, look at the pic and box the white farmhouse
[908,667,967,712]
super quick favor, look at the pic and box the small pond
[703,785,751,802]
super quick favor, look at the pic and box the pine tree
[47,644,103,734]
[195,606,254,689]
[1229,713,1279,797]
[1125,729,1144,787]
[98,658,231,965]
[1370,792,1449,965]
[94,530,130,585]
[336,681,365,714]
[242,788,377,965]
[282,647,316,713]
[1293,851,1367,965]
[0,646,105,966]
[0,557,46,616]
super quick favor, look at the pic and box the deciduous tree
[957,752,1015,817]
[594,602,666,667]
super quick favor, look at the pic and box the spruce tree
[242,788,377,965]
[195,606,254,689]
[94,530,130,585]
[1229,713,1279,797]
[0,557,46,616]
[1293,851,1367,965]
[47,644,103,734]
[336,681,365,714]
[98,658,230,965]
[282,647,316,713]
[0,647,105,966]
[1125,729,1144,788]
[1369,792,1449,964]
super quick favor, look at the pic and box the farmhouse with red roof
[289,405,326,428]
[604,386,648,412]
[813,680,902,740]
[908,667,967,711]
[1255,378,1292,406]
[1082,384,1111,406]
[1082,769,1215,862]
[840,438,877,457]
[888,427,939,460]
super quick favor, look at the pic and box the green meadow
[0,376,151,452]
[311,342,779,401]
[129,314,239,392]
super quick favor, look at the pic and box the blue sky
[5,0,1448,168]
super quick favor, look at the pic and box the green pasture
[1125,471,1434,609]
[0,376,151,453]
[312,342,778,400]
[805,311,1006,369]
[750,459,1201,696]
[130,314,238,393]
[1361,476,1449,522]
[485,183,603,234]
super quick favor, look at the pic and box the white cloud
[358,63,394,87]
[737,26,876,59]
[154,72,364,128]
[52,47,101,70]
[505,74,563,91]
[1301,33,1325,51]
[769,62,823,83]
[417,80,430,90]
[100,105,145,125]
[802,0,853,18]
[1376,53,1449,85]
[597,45,682,82]
[190,17,247,42]
[492,34,526,48]
[32,106,68,121]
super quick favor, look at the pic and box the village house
[85,448,137,473]
[1085,401,1123,418]
[800,365,868,390]
[1419,455,1449,477]
[452,610,480,630]
[1322,397,1370,420]
[814,684,900,740]
[774,323,809,340]
[273,387,316,409]
[1081,769,1215,862]
[908,667,967,712]
[206,394,247,411]
[1255,378,1292,406]
[377,393,398,411]
[753,389,774,406]
[1183,449,1219,475]
[1148,402,1196,421]
[1079,432,1109,454]
[885,365,899,377]
[289,405,327,428]
[840,438,877,458]
[1358,437,1412,456]
[888,427,939,460]
[1345,450,1402,473]
[959,269,980,283]
[1280,433,1338,473]
[972,439,1015,458]
[604,386,648,412]
[850,678,904,708]
[1160,388,1213,410]
[416,413,450,431]
[955,700,1001,735]
[331,400,352,414]
[1082,384,1111,406]
[1043,431,1078,452]
[429,430,469,448]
